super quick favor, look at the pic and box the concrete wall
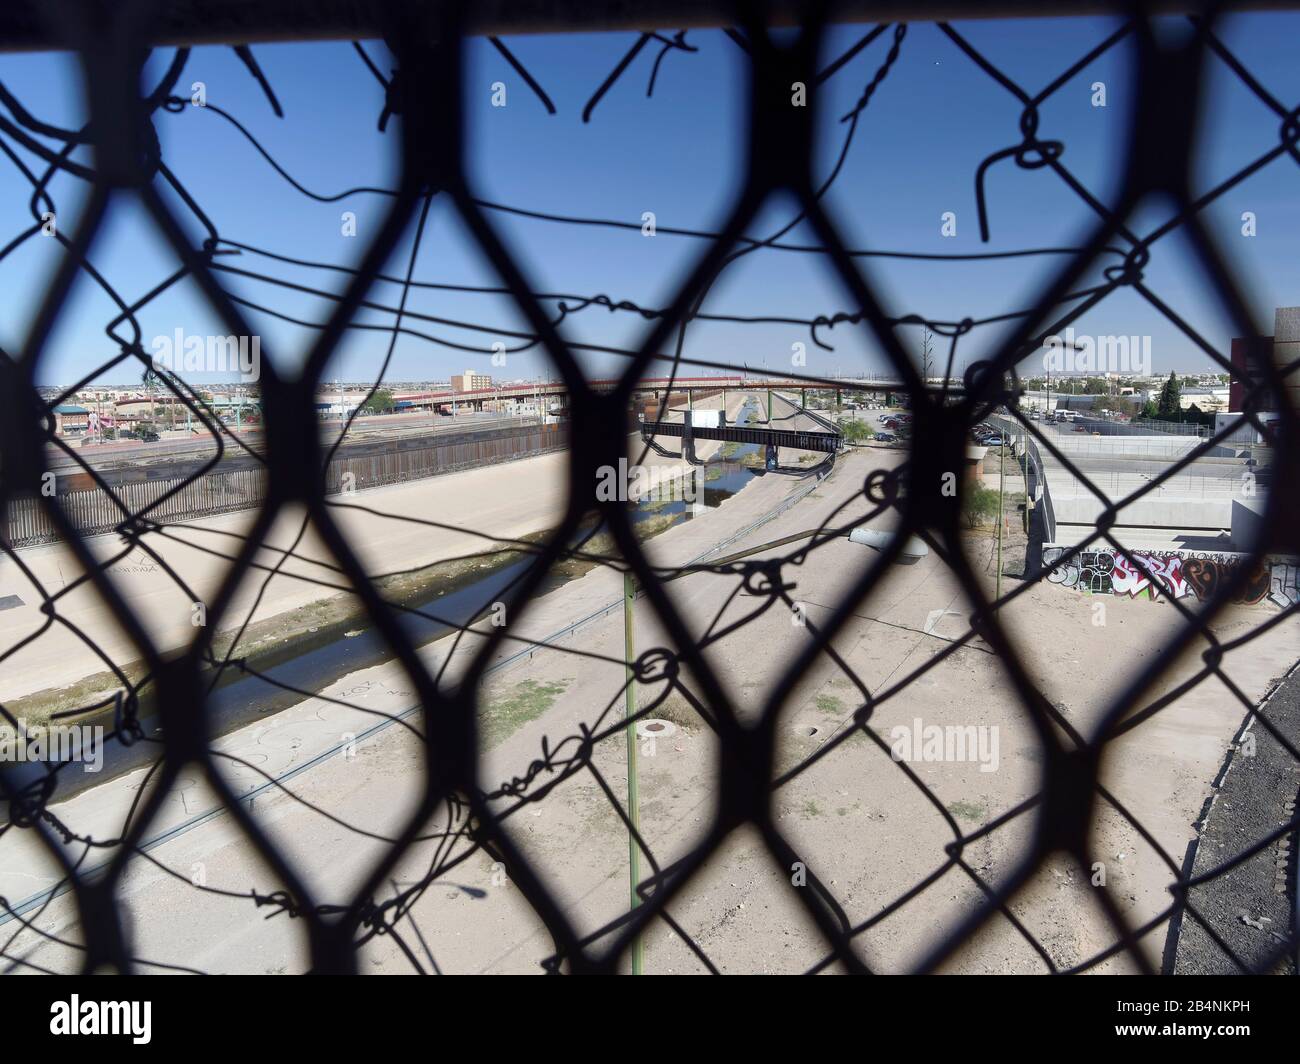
[1052,495,1233,530]
[1042,544,1299,608]
[1049,429,1234,460]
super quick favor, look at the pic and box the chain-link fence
[0,1,1297,975]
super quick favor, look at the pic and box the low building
[1215,409,1281,445]
[51,404,90,435]
[1179,386,1229,412]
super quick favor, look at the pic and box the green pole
[623,569,644,975]
[996,427,1005,601]
[767,388,771,422]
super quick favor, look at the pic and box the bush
[963,484,1000,529]
[840,418,873,444]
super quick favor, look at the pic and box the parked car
[140,430,161,442]
[875,432,896,443]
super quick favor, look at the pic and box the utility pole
[622,569,644,975]
[996,423,1005,601]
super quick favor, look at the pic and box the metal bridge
[640,419,841,454]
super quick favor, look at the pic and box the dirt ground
[4,439,1296,975]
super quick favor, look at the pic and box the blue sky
[3,13,1300,387]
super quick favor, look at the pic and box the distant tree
[1156,371,1181,419]
[920,328,935,381]
[361,388,396,414]
[840,418,873,444]
[1140,399,1159,420]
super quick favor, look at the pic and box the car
[140,430,161,442]
[874,432,896,443]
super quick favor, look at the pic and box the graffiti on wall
[1043,547,1300,608]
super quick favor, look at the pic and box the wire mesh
[0,1,1297,975]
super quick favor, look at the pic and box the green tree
[963,485,1000,530]
[1156,371,1181,419]
[361,388,396,414]
[840,418,873,444]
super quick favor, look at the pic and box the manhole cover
[635,718,677,739]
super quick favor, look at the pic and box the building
[1228,335,1274,412]
[1178,386,1229,412]
[1215,409,1280,445]
[450,369,492,392]
[51,404,90,436]
[1053,394,1103,412]
[1227,305,1300,412]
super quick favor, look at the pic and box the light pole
[622,568,644,975]
[996,420,1006,601]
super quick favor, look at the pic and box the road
[49,411,538,473]
[1015,418,1258,535]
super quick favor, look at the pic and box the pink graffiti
[1045,547,1299,607]
[1085,551,1190,600]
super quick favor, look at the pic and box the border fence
[0,2,1297,977]
[5,421,568,547]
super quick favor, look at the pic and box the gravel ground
[1172,662,1300,974]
